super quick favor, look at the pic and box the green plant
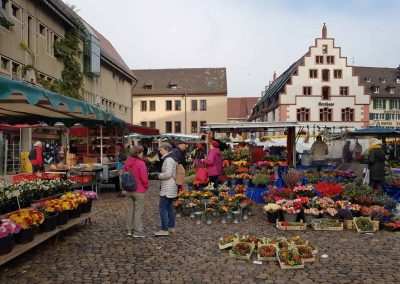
[252,173,270,187]
[184,174,195,185]
[20,64,34,77]
[221,149,234,160]
[355,217,374,231]
[185,168,196,177]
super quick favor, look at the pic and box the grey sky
[68,0,400,97]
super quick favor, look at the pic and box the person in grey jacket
[154,143,177,236]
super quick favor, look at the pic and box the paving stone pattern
[1,181,400,283]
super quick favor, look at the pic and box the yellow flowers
[231,160,248,166]
[8,209,45,229]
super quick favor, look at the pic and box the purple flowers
[0,219,21,239]
[74,190,98,199]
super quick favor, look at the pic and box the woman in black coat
[367,138,386,191]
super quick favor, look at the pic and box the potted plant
[7,209,44,244]
[0,219,21,255]
[263,203,281,223]
[239,199,255,220]
[303,208,320,225]
[252,173,270,188]
[217,204,230,224]
[278,199,302,222]
[39,200,61,232]
[61,192,87,218]
[278,248,304,269]
[75,190,98,213]
[281,168,303,190]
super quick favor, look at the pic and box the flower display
[297,246,313,259]
[316,181,344,198]
[303,208,321,216]
[231,160,247,166]
[263,187,293,203]
[324,207,338,217]
[8,209,45,229]
[278,248,303,266]
[43,199,64,213]
[75,190,98,199]
[288,236,308,246]
[240,199,255,209]
[278,199,302,214]
[258,245,277,258]
[293,185,316,197]
[230,242,253,257]
[218,235,237,247]
[234,185,246,194]
[0,219,21,238]
[263,203,281,212]
[217,205,229,215]
[281,168,303,189]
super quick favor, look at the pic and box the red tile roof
[227,97,259,120]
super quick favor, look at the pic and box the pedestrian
[115,143,127,197]
[172,140,188,167]
[29,141,44,173]
[191,143,205,168]
[123,146,150,238]
[367,138,385,192]
[154,142,177,236]
[353,139,362,161]
[342,141,353,163]
[202,140,223,187]
[309,136,328,167]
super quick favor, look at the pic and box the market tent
[126,133,200,140]
[346,127,400,139]
[0,77,124,127]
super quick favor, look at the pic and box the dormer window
[380,77,386,83]
[144,81,153,90]
[373,87,380,94]
[169,81,178,89]
[366,77,371,82]
[397,76,400,83]
[389,87,395,94]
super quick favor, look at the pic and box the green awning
[0,8,14,28]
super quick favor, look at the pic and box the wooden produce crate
[276,220,307,231]
[353,217,375,233]
[229,242,254,260]
[343,219,355,230]
[278,257,305,270]
[311,219,344,231]
[257,244,278,262]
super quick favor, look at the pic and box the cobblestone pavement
[1,181,400,284]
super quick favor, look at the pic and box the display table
[245,186,267,203]
[0,211,95,266]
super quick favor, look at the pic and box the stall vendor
[309,136,328,166]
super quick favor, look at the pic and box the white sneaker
[154,230,169,236]
[127,230,133,236]
[168,228,176,233]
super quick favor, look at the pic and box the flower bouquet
[296,245,315,263]
[293,185,316,198]
[229,242,254,260]
[315,181,344,199]
[303,208,321,224]
[278,199,302,222]
[218,234,238,249]
[0,219,21,255]
[278,248,304,269]
[281,168,303,189]
[239,235,261,249]
[257,244,278,261]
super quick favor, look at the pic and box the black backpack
[29,147,37,161]
[121,166,137,192]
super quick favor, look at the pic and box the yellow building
[132,68,227,134]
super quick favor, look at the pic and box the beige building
[0,0,135,123]
[132,68,227,134]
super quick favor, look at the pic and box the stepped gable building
[132,68,227,134]
[249,24,370,130]
[227,97,258,122]
[354,66,400,128]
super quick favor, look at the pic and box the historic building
[249,24,370,131]
[132,68,227,134]
[227,97,258,122]
[0,0,136,123]
[354,66,400,128]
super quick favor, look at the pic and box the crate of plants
[353,217,376,233]
[218,234,238,250]
[257,243,278,261]
[277,248,305,270]
[276,220,307,231]
[239,235,262,250]
[296,245,315,263]
[311,219,344,231]
[229,242,254,260]
[264,237,290,250]
[382,219,400,232]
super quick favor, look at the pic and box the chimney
[322,23,327,39]
[273,71,277,81]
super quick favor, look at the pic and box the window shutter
[385,113,390,120]
[390,100,394,110]
[383,100,386,110]
[369,113,374,120]
[373,100,377,109]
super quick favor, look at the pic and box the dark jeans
[209,175,219,188]
[159,195,175,231]
[32,165,44,173]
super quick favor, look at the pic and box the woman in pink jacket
[202,140,223,187]
[123,145,150,238]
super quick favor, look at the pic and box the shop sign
[318,102,334,106]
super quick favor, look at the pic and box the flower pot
[57,211,69,225]
[221,215,227,224]
[32,225,40,235]
[303,214,316,225]
[232,210,241,224]
[14,228,34,244]
[69,204,82,219]
[267,211,279,223]
[175,208,182,218]
[283,213,298,222]
[206,214,213,224]
[40,212,58,232]
[0,235,14,255]
[81,199,93,213]
[242,208,249,220]
[194,211,203,225]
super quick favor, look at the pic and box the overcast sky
[68,0,400,97]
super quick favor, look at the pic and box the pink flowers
[277,199,302,214]
[0,219,21,239]
[293,185,314,192]
[75,190,98,199]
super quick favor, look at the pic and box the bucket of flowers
[7,209,45,243]
[239,199,255,219]
[229,242,254,260]
[218,234,238,250]
[257,243,278,261]
[0,219,21,255]
[217,204,230,224]
[278,248,304,269]
[263,203,281,223]
[75,190,98,213]
[315,181,344,199]
[174,198,185,217]
[252,173,270,189]
[278,199,302,222]
[293,185,316,198]
[38,199,62,232]
[61,192,87,218]
[303,208,321,225]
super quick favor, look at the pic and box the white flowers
[263,203,281,212]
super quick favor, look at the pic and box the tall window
[149,100,156,111]
[340,87,349,96]
[166,100,172,111]
[140,101,147,111]
[373,99,385,109]
[191,100,198,111]
[315,56,323,64]
[389,87,395,94]
[140,121,147,127]
[191,121,198,133]
[297,108,310,122]
[149,121,156,129]
[322,86,330,100]
[326,56,335,64]
[175,100,181,111]
[175,121,181,133]
[322,69,330,82]
[309,69,318,78]
[200,100,207,111]
[319,108,333,121]
[165,121,172,132]
[389,99,399,110]
[334,69,342,79]
[322,45,328,54]
[303,86,312,96]
[1,0,6,10]
[341,108,354,122]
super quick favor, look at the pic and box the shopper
[342,141,353,163]
[155,143,177,236]
[115,143,127,197]
[123,146,149,238]
[29,141,44,173]
[191,143,205,168]
[309,136,328,167]
[202,140,223,187]
[367,138,385,191]
[172,140,188,167]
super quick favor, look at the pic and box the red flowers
[316,181,344,198]
[258,245,276,257]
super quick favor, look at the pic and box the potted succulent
[0,219,21,255]
[263,203,281,223]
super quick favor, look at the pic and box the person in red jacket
[202,140,223,188]
[30,141,44,173]
[123,145,150,238]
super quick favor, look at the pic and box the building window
[11,4,19,19]
[191,121,198,133]
[297,108,310,122]
[389,100,399,110]
[315,56,323,64]
[1,57,9,70]
[149,121,156,129]
[149,100,156,111]
[140,101,147,111]
[340,87,349,96]
[191,100,198,111]
[341,108,354,122]
[326,56,335,64]
[11,62,19,73]
[165,121,172,133]
[38,23,46,36]
[334,69,342,79]
[303,86,312,96]
[373,87,380,94]
[373,99,385,110]
[322,86,330,100]
[140,121,147,127]
[53,34,60,54]
[175,121,181,133]
[200,100,207,111]
[166,100,172,111]
[322,45,328,54]
[1,0,6,10]
[170,85,177,90]
[322,69,330,82]
[397,76,400,83]
[144,85,152,90]
[380,77,386,83]
[309,69,318,79]
[389,87,395,94]
[319,107,333,121]
[175,100,181,111]
[200,121,207,128]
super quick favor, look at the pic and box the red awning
[126,123,159,135]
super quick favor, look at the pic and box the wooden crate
[343,219,355,230]
[278,258,305,269]
[312,220,344,231]
[257,244,278,262]
[353,217,375,233]
[276,221,307,231]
